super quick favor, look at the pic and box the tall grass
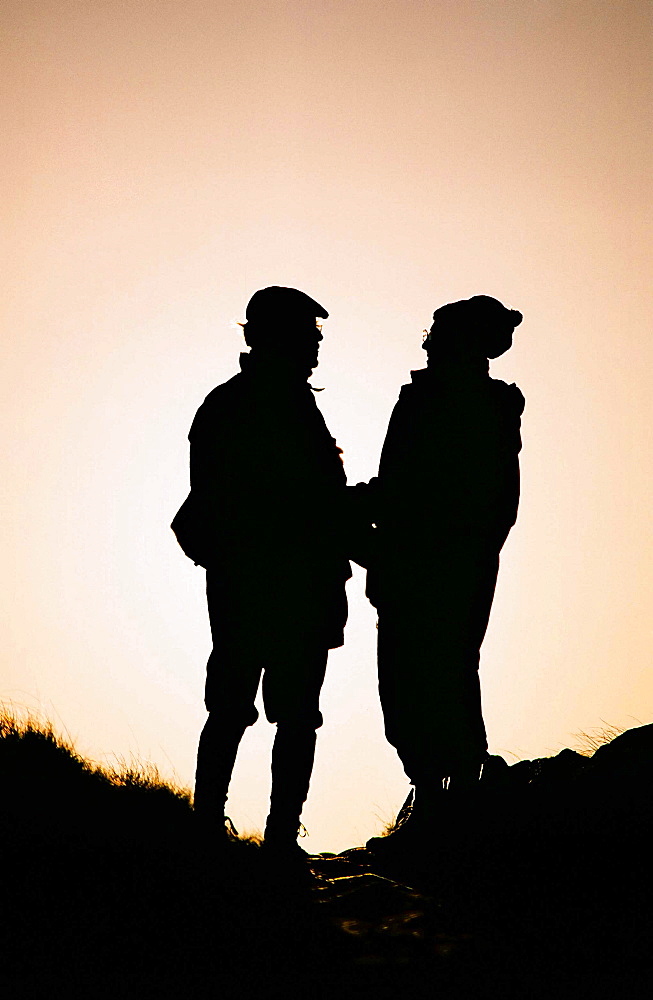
[0,703,193,822]
[572,722,624,756]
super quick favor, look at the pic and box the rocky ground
[2,717,652,998]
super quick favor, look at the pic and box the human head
[423,295,522,361]
[242,286,328,375]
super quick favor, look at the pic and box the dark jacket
[174,352,351,645]
[367,363,524,607]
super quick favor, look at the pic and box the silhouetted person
[366,295,524,827]
[173,287,350,855]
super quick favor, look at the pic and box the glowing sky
[2,0,652,853]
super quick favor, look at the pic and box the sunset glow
[2,0,652,853]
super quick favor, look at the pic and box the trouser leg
[377,603,489,786]
[262,643,327,847]
[264,724,318,845]
[194,712,248,823]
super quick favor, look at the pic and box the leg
[264,724,318,846]
[194,711,249,825]
[262,644,328,850]
[195,572,262,828]
[377,610,446,785]
[377,601,488,833]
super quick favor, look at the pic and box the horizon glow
[2,0,652,853]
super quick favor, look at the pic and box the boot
[263,723,317,857]
[445,758,485,853]
[194,712,247,842]
[447,758,483,794]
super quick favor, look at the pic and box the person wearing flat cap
[173,286,351,856]
[365,295,525,838]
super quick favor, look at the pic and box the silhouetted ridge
[2,712,652,998]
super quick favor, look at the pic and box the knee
[203,704,259,732]
[274,710,323,731]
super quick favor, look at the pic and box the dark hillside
[2,712,652,998]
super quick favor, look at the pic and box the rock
[480,754,511,789]
[582,723,653,793]
[481,748,587,793]
[527,747,587,789]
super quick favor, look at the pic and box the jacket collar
[411,356,490,385]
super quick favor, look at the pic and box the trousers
[376,549,499,783]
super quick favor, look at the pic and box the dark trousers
[194,573,329,833]
[377,551,499,785]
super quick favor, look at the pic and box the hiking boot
[366,814,424,854]
[261,837,310,860]
[261,821,313,864]
[195,811,240,850]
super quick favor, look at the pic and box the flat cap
[245,286,328,323]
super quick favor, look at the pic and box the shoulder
[189,373,244,439]
[201,373,244,408]
[489,378,525,416]
[388,383,420,424]
[394,369,428,404]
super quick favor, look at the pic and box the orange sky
[2,0,652,853]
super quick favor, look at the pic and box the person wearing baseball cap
[173,287,350,857]
[366,294,525,844]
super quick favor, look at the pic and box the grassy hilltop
[2,709,653,998]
